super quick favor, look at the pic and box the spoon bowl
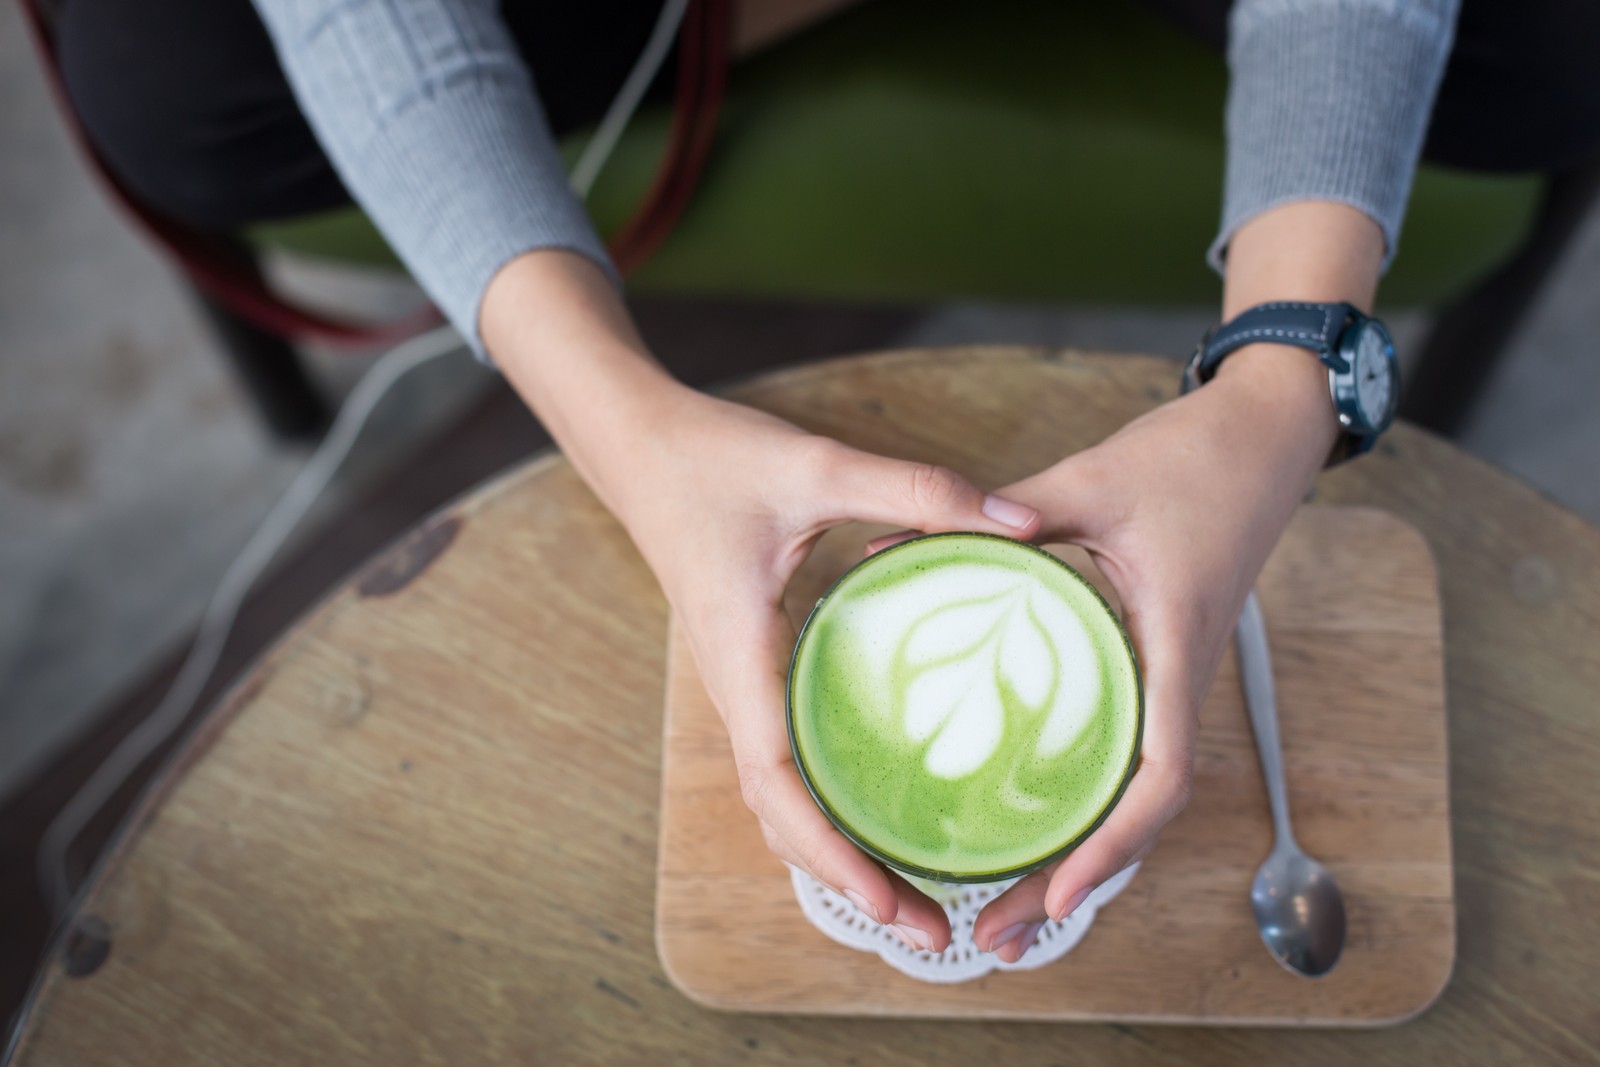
[1251,844,1347,978]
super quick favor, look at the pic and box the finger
[822,450,1040,539]
[993,921,1046,964]
[739,757,905,923]
[733,699,949,943]
[762,817,952,951]
[975,834,1159,960]
[1015,561,1198,910]
[883,869,953,952]
[972,864,1055,953]
[1040,754,1192,921]
[984,567,1184,955]
[745,755,951,949]
[992,459,1123,547]
[995,842,1158,965]
[864,530,917,555]
[707,601,921,930]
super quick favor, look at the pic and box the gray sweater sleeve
[1212,0,1460,272]
[248,0,615,354]
[252,0,1455,341]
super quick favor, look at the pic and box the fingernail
[1054,885,1094,921]
[843,888,881,923]
[989,922,1028,952]
[891,924,933,952]
[982,494,1037,530]
[1016,921,1045,957]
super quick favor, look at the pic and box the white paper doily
[790,863,1140,983]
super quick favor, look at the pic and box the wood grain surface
[11,349,1600,1066]
[658,505,1453,1023]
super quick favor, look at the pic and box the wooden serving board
[656,505,1454,1024]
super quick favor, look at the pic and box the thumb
[992,460,1114,547]
[826,451,1040,539]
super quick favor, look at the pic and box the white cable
[569,0,689,199]
[37,0,688,920]
[37,324,463,915]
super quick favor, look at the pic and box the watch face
[1353,326,1396,429]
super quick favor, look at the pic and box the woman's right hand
[482,250,1040,951]
[612,387,1041,951]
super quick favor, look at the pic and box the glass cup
[786,532,1143,886]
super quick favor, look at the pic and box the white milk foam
[832,561,1102,779]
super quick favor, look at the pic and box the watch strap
[1196,301,1356,382]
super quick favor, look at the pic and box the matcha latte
[788,533,1142,882]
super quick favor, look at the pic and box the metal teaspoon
[1236,591,1347,977]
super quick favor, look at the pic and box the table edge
[5,450,571,1065]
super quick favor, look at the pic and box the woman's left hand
[950,350,1338,961]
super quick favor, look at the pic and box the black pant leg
[53,0,674,231]
[56,0,350,229]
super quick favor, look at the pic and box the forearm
[480,250,691,520]
[250,0,615,352]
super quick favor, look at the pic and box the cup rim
[785,531,1145,885]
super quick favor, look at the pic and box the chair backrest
[15,0,731,346]
[16,0,442,345]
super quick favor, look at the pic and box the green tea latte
[788,533,1142,882]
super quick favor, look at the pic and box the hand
[480,251,1041,950]
[619,389,1041,952]
[957,353,1337,961]
[968,199,1379,958]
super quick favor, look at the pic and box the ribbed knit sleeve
[249,0,616,354]
[1211,0,1459,272]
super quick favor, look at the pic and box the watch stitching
[1250,302,1341,341]
[1217,327,1322,343]
[1254,301,1339,314]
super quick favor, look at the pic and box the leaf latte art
[789,535,1142,881]
[898,571,1102,780]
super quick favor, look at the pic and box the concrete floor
[2,0,1597,800]
[0,1,495,800]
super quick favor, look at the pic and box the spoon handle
[1236,591,1295,848]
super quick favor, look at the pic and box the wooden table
[10,349,1599,1065]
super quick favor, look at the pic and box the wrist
[482,248,674,415]
[1208,343,1341,483]
[481,248,694,509]
[1213,200,1386,481]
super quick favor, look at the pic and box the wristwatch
[1183,301,1399,464]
